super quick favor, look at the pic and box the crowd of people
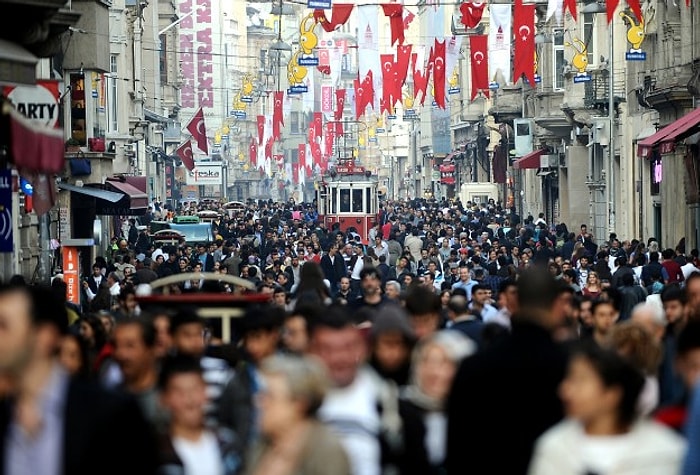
[4,196,700,474]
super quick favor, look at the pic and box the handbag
[69,151,92,177]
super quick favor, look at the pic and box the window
[352,188,363,212]
[159,34,167,84]
[553,29,565,91]
[339,189,351,212]
[290,111,300,134]
[106,55,118,133]
[69,73,86,145]
[582,13,595,66]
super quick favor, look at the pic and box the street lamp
[582,1,616,236]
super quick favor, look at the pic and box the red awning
[5,102,64,173]
[513,149,546,169]
[637,108,700,158]
[105,179,148,211]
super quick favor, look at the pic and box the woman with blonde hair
[245,354,350,475]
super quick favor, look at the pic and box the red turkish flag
[249,137,258,167]
[354,71,374,119]
[313,112,323,139]
[313,4,354,32]
[264,138,273,162]
[412,52,431,105]
[403,9,415,29]
[272,91,284,141]
[361,71,374,113]
[395,45,413,103]
[186,107,208,155]
[381,4,405,46]
[606,0,620,22]
[298,143,307,169]
[459,0,486,29]
[325,122,335,157]
[335,89,346,120]
[292,163,300,184]
[256,115,265,145]
[513,0,536,87]
[335,121,344,137]
[469,35,490,100]
[380,54,396,113]
[431,39,446,109]
[564,0,577,19]
[176,140,195,171]
[626,0,643,24]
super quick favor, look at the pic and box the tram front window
[352,189,363,212]
[340,189,351,212]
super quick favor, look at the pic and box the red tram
[315,162,379,244]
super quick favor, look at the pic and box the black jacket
[446,321,567,475]
[0,378,158,475]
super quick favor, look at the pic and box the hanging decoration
[334,88,346,120]
[298,14,320,66]
[273,91,284,142]
[313,4,354,32]
[621,11,646,60]
[381,4,405,46]
[354,71,374,119]
[469,34,490,100]
[186,107,208,155]
[287,51,309,93]
[488,4,512,88]
[249,137,258,168]
[412,49,431,106]
[256,115,265,145]
[241,76,254,103]
[176,140,195,171]
[565,38,591,82]
[430,39,447,109]
[459,0,486,29]
[513,0,537,87]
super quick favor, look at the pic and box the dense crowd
[4,197,700,475]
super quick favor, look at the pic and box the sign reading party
[179,0,214,108]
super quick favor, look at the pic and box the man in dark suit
[320,244,347,293]
[0,284,157,475]
[446,268,570,475]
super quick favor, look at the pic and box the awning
[513,149,546,169]
[58,183,123,202]
[638,108,700,158]
[105,179,148,213]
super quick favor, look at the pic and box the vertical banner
[469,35,490,100]
[513,0,536,87]
[0,169,12,253]
[62,246,80,306]
[357,4,380,110]
[488,4,512,86]
[321,85,333,113]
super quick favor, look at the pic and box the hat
[135,253,146,262]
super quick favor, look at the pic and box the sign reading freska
[185,162,223,185]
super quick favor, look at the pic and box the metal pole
[37,213,52,285]
[608,19,616,236]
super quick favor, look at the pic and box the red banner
[412,52,431,105]
[273,91,284,142]
[186,107,208,155]
[459,0,486,29]
[606,0,620,23]
[380,54,397,114]
[313,4,354,32]
[256,115,265,145]
[513,0,536,87]
[313,112,323,139]
[395,45,412,104]
[431,39,446,109]
[469,35,490,100]
[249,137,258,167]
[176,140,195,171]
[321,86,333,113]
[565,0,577,19]
[381,4,405,46]
[264,137,273,162]
[325,121,336,158]
[354,71,374,119]
[335,88,346,120]
[440,163,456,185]
[298,143,307,170]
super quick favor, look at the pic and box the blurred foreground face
[258,373,299,437]
[59,336,83,376]
[161,372,207,428]
[593,302,618,335]
[559,356,618,425]
[283,316,308,354]
[173,322,206,358]
[152,315,172,359]
[678,348,700,390]
[374,332,409,373]
[114,324,151,383]
[310,326,364,387]
[415,344,456,402]
[0,291,33,374]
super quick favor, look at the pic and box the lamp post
[582,1,615,236]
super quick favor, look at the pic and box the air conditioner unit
[514,118,534,157]
[592,118,610,146]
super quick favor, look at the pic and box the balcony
[583,68,626,115]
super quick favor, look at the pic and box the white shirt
[682,262,700,280]
[172,431,224,475]
[318,370,381,475]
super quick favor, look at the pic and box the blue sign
[0,170,13,253]
[573,74,592,83]
[308,0,331,8]
[233,111,247,119]
[288,85,308,94]
[448,87,461,95]
[377,128,386,134]
[241,96,253,103]
[626,51,646,61]
[20,178,32,196]
[489,82,500,90]
[298,56,319,67]
[387,114,397,120]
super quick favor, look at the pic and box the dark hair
[239,304,285,335]
[570,342,645,427]
[63,331,91,379]
[678,321,700,357]
[115,319,157,348]
[517,268,562,312]
[359,266,380,280]
[660,283,686,304]
[157,354,203,391]
[169,307,204,335]
[591,297,619,314]
[308,305,354,336]
[405,286,441,316]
